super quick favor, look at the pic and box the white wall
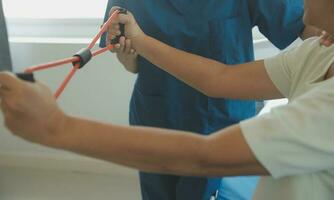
[0,37,291,174]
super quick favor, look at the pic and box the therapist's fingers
[111,25,121,35]
[320,31,334,47]
[107,26,121,45]
[107,25,121,53]
[118,12,134,25]
[108,7,121,28]
[118,36,126,52]
[107,19,122,49]
[111,44,121,53]
[118,11,144,39]
[107,28,121,53]
[110,37,125,53]
[107,25,116,37]
[108,24,120,36]
[109,6,121,17]
[106,6,123,49]
[125,39,133,54]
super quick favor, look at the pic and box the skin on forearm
[134,35,226,97]
[54,115,269,177]
[132,35,283,100]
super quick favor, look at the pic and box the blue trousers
[139,172,221,200]
[218,177,259,200]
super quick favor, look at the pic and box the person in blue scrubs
[0,0,12,71]
[100,0,306,199]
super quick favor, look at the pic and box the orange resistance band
[24,9,121,99]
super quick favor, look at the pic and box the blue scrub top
[101,0,304,134]
[101,0,304,199]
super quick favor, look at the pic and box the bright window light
[3,0,107,18]
[3,0,268,43]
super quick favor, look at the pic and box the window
[3,0,107,19]
[3,0,108,39]
[4,0,268,42]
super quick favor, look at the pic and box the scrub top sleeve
[249,0,305,50]
[99,0,123,48]
[241,81,334,178]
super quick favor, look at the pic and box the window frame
[6,18,268,45]
[6,18,103,39]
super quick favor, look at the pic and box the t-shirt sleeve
[248,0,305,50]
[264,46,299,98]
[240,81,334,178]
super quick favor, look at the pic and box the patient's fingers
[0,72,21,92]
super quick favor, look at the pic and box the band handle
[16,73,35,82]
[110,8,128,45]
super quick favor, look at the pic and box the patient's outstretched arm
[134,35,283,100]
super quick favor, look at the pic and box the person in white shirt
[0,0,334,199]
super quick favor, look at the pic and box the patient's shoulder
[284,37,334,68]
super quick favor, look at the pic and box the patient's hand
[0,72,66,147]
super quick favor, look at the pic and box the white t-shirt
[241,37,334,200]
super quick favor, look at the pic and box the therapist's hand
[0,72,66,147]
[108,7,145,46]
[108,7,139,73]
[320,31,334,47]
[112,36,139,73]
[302,25,334,46]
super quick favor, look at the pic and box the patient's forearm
[134,35,228,97]
[55,116,268,177]
[57,116,211,176]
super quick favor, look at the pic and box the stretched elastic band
[20,9,123,99]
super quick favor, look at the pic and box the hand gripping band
[110,8,128,44]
